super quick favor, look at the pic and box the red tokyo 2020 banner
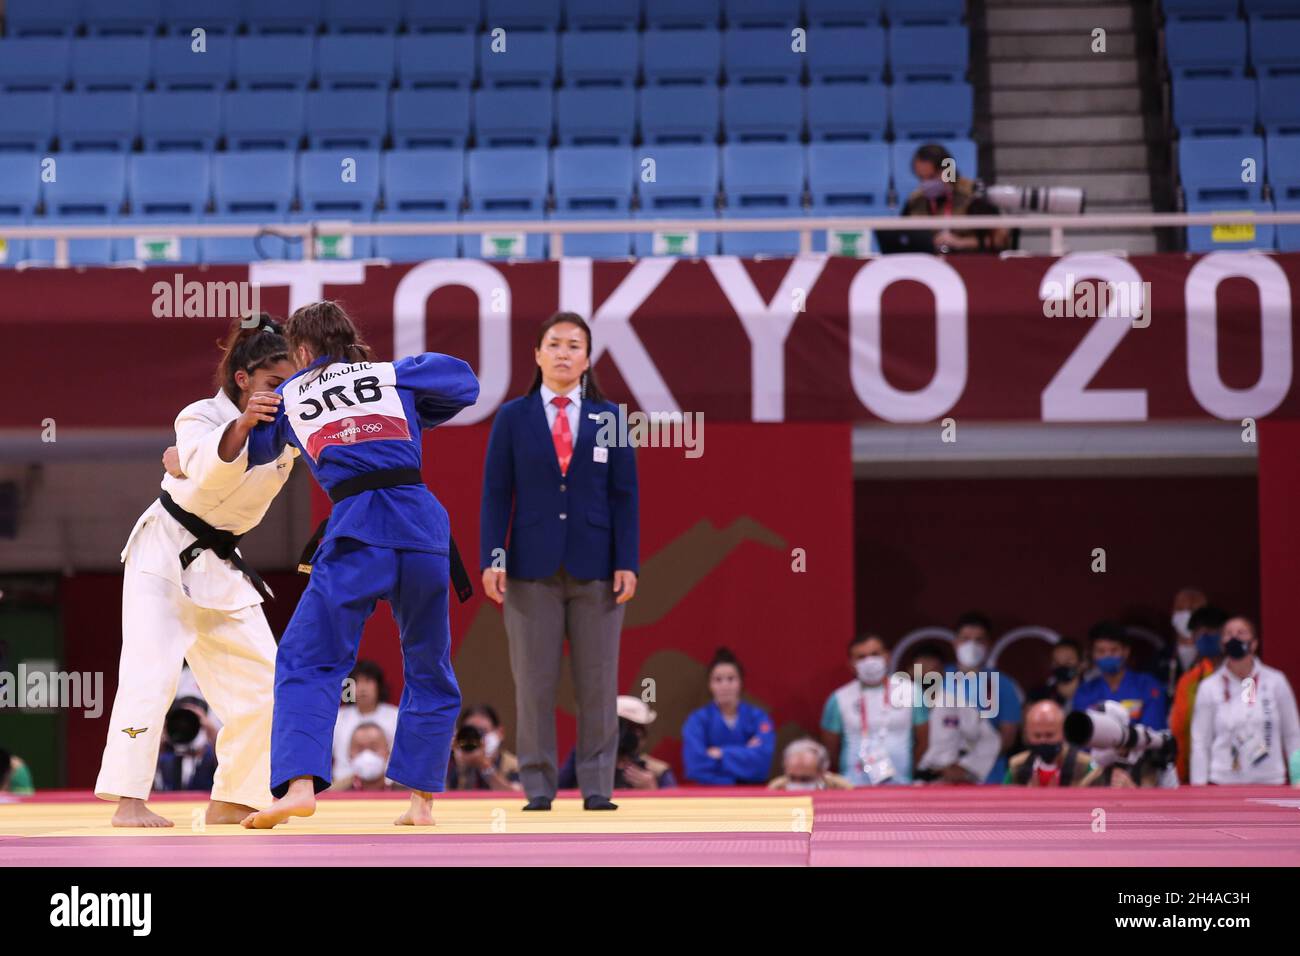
[4,252,1298,429]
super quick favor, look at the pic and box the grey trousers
[503,569,625,800]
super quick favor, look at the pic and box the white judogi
[95,389,296,809]
[1190,661,1300,786]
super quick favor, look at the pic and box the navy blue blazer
[480,390,638,581]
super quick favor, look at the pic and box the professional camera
[981,183,1087,216]
[1064,699,1176,770]
[163,697,208,754]
[455,724,483,753]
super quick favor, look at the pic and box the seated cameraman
[446,704,521,792]
[154,696,218,793]
[1069,700,1178,788]
[1005,700,1092,787]
[768,739,852,791]
[558,697,676,790]
[343,722,394,793]
[901,143,1009,254]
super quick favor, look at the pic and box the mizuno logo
[121,727,147,738]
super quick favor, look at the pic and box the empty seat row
[1178,134,1300,251]
[0,27,968,92]
[1163,0,1300,21]
[1171,75,1300,136]
[0,85,975,153]
[1165,17,1300,78]
[3,1,967,38]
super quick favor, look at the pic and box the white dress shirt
[1191,661,1300,785]
[539,383,582,439]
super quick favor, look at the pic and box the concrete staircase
[977,0,1164,253]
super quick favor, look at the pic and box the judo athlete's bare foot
[394,790,435,826]
[111,797,174,828]
[206,800,258,825]
[241,777,316,829]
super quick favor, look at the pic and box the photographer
[446,705,521,792]
[559,697,676,790]
[768,739,851,791]
[901,143,1009,254]
[1066,700,1178,788]
[154,696,219,793]
[1005,701,1092,787]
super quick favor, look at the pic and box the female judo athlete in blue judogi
[215,301,480,828]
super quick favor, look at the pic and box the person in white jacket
[95,316,298,826]
[1190,616,1300,786]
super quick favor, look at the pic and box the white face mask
[955,641,987,669]
[483,731,501,757]
[1171,610,1193,639]
[350,749,386,782]
[1176,643,1199,669]
[784,779,821,791]
[855,655,888,685]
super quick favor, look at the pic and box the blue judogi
[681,701,776,785]
[246,352,479,795]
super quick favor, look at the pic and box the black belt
[297,467,473,604]
[158,491,273,603]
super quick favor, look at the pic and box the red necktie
[551,395,573,476]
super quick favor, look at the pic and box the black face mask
[1224,638,1251,660]
[1030,742,1063,763]
[1051,666,1078,684]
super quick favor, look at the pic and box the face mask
[1051,666,1078,684]
[350,749,386,782]
[785,779,821,791]
[483,731,501,757]
[855,655,888,685]
[1171,610,1193,638]
[1197,631,1222,659]
[1029,742,1062,763]
[955,641,986,669]
[1095,654,1125,675]
[1224,638,1250,660]
[1176,644,1199,669]
[918,178,950,201]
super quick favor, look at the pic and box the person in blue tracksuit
[217,301,480,828]
[682,648,777,785]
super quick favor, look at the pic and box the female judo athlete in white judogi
[95,316,298,827]
[216,301,480,829]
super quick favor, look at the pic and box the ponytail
[215,314,289,405]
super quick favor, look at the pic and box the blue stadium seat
[639,85,721,144]
[807,83,888,140]
[1184,199,1274,251]
[1270,135,1300,249]
[891,137,977,198]
[1172,77,1257,136]
[644,0,720,29]
[1243,0,1300,17]
[1179,136,1265,202]
[560,31,640,87]
[1165,19,1246,78]
[633,143,719,255]
[376,149,463,260]
[0,93,57,152]
[57,92,138,151]
[723,0,800,29]
[71,38,153,92]
[808,27,886,84]
[223,90,306,150]
[391,89,473,148]
[403,0,481,33]
[0,155,42,216]
[112,213,203,264]
[85,0,161,35]
[323,0,402,33]
[41,153,128,265]
[723,85,803,142]
[808,141,890,253]
[200,211,293,262]
[153,34,234,90]
[720,142,806,255]
[234,36,315,90]
[1161,0,1241,19]
[884,0,964,26]
[557,87,637,145]
[465,146,549,258]
[564,0,641,31]
[118,152,211,262]
[294,149,381,257]
[889,25,969,83]
[0,220,30,267]
[306,90,388,150]
[643,29,722,85]
[5,0,82,37]
[140,90,222,150]
[474,88,554,147]
[1249,17,1300,77]
[205,152,295,259]
[805,0,884,26]
[724,28,804,84]
[484,0,561,30]
[397,34,477,88]
[479,30,558,88]
[1259,77,1300,135]
[241,0,322,35]
[890,83,973,139]
[0,39,72,93]
[552,145,635,256]
[160,0,241,34]
[318,35,397,89]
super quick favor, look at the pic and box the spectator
[344,723,393,793]
[820,634,922,785]
[1027,638,1085,707]
[1191,617,1300,786]
[1071,622,1168,730]
[906,641,949,759]
[332,660,399,788]
[0,747,35,795]
[446,704,522,792]
[769,739,852,791]
[154,697,218,793]
[901,143,1009,253]
[917,612,1023,783]
[682,648,776,785]
[1005,701,1092,786]
[1155,586,1208,698]
[559,697,676,790]
[1170,605,1230,782]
